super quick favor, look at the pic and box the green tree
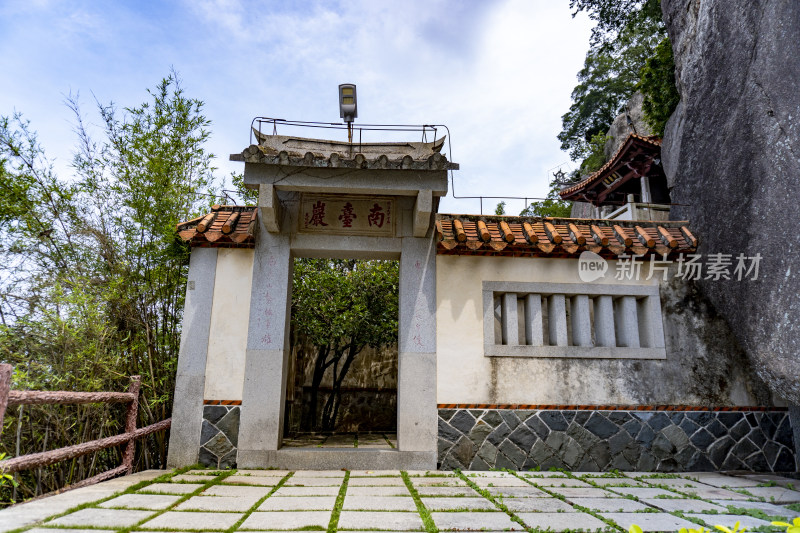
[560,0,678,162]
[520,180,573,218]
[291,259,398,431]
[0,72,217,501]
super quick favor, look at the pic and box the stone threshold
[237,448,436,470]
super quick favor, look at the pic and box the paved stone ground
[282,433,398,449]
[2,469,800,532]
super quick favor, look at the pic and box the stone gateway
[167,128,794,472]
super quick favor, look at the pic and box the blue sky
[0,0,593,214]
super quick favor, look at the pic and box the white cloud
[0,0,593,214]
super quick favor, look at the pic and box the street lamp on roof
[339,83,357,142]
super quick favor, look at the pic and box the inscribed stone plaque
[299,194,395,236]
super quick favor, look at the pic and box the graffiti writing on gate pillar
[299,194,395,236]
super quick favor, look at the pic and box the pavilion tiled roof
[559,133,662,203]
[436,214,697,258]
[176,205,257,248]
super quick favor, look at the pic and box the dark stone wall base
[200,405,240,468]
[438,408,795,472]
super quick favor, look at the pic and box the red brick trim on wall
[436,404,786,411]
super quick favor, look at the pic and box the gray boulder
[661,0,800,402]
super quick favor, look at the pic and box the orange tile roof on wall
[559,133,662,200]
[436,214,697,258]
[176,205,258,248]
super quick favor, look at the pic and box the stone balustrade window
[482,281,666,359]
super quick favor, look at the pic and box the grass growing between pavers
[224,471,294,533]
[326,471,349,533]
[571,471,711,530]
[456,470,542,533]
[508,469,624,532]
[401,471,437,533]
[117,468,236,533]
[2,465,199,533]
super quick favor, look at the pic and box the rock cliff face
[662,0,800,403]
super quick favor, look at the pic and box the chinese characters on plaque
[300,195,395,236]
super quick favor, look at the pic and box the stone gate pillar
[231,132,456,469]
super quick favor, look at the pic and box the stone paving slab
[682,487,755,500]
[641,497,727,513]
[236,469,291,477]
[258,496,337,510]
[170,473,216,483]
[608,487,679,498]
[337,510,424,530]
[99,493,181,510]
[681,473,761,487]
[599,512,698,532]
[285,477,343,486]
[175,494,262,511]
[223,475,280,485]
[485,486,552,498]
[348,476,407,486]
[743,474,799,488]
[711,499,800,518]
[342,495,418,511]
[239,510,331,530]
[546,487,622,498]
[271,485,341,496]
[645,478,712,489]
[421,497,499,511]
[528,477,593,487]
[471,476,531,487]
[414,485,476,497]
[138,482,203,494]
[351,469,407,476]
[49,508,155,528]
[519,471,569,478]
[465,471,519,478]
[569,497,654,512]
[142,510,244,530]
[346,485,411,496]
[430,511,519,530]
[27,529,115,533]
[516,512,611,532]
[203,484,273,498]
[503,497,577,512]
[686,513,773,529]
[412,477,468,486]
[588,478,650,487]
[294,470,347,477]
[739,486,800,502]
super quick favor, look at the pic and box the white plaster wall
[204,248,254,400]
[435,255,665,406]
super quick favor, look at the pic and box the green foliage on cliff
[560,0,679,161]
[638,37,681,135]
[0,72,216,501]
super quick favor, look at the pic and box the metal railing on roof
[249,117,443,149]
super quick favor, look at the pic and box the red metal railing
[0,363,171,492]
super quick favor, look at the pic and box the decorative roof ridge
[559,133,662,197]
[231,132,458,171]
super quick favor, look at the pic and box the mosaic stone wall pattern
[199,404,240,468]
[438,408,796,472]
